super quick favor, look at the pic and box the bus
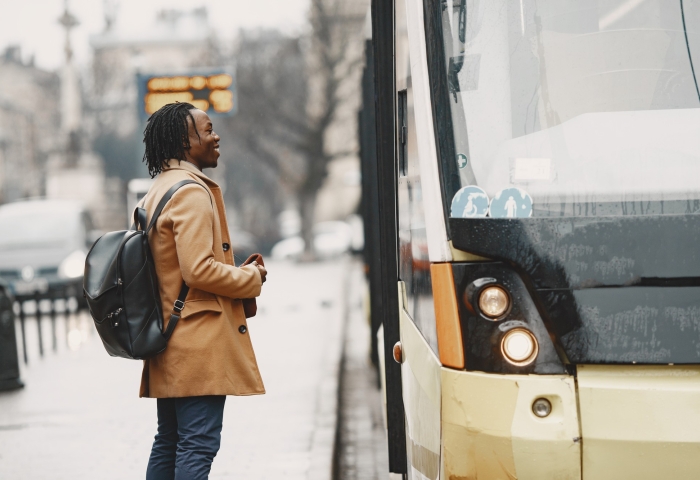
[360,1,700,478]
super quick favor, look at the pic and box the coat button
[222,243,230,251]
[238,325,247,334]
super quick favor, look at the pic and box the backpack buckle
[173,299,185,313]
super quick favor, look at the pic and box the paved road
[0,259,349,480]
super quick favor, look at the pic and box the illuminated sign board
[137,69,237,119]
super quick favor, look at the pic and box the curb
[307,257,353,480]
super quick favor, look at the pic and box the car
[0,199,98,304]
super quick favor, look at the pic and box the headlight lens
[58,250,86,279]
[478,285,510,318]
[501,328,538,366]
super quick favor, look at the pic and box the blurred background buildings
[0,0,369,256]
[0,46,59,203]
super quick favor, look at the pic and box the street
[0,258,389,479]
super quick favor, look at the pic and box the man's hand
[252,261,267,283]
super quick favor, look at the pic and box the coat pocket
[180,299,222,320]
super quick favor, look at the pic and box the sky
[0,0,310,71]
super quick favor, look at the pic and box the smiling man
[139,102,268,480]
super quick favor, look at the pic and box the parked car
[271,221,353,260]
[0,199,97,304]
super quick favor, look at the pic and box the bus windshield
[439,0,700,218]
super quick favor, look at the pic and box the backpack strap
[134,207,147,231]
[163,282,190,340]
[130,194,148,231]
[145,179,200,234]
[141,178,207,339]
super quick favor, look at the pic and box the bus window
[439,0,700,218]
[397,82,438,352]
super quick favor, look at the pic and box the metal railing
[14,295,85,364]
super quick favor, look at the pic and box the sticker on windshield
[457,153,468,169]
[511,157,552,182]
[489,187,533,218]
[450,186,489,218]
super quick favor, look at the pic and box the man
[139,102,267,480]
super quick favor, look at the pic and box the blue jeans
[146,396,226,480]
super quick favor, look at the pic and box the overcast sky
[0,0,310,71]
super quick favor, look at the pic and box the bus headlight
[478,285,510,319]
[501,328,538,366]
[58,250,86,279]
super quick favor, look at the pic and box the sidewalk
[0,259,351,480]
[336,260,390,479]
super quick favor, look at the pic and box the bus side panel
[578,365,700,479]
[400,287,442,480]
[441,370,581,480]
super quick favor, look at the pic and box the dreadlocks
[142,102,201,178]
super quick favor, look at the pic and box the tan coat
[138,159,265,398]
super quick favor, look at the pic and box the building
[88,7,221,182]
[0,46,60,202]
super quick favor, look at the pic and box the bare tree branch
[227,1,365,258]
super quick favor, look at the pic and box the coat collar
[163,158,220,189]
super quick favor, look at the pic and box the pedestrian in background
[139,102,268,480]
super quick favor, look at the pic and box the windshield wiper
[680,0,700,103]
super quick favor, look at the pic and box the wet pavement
[336,264,390,480]
[0,259,352,479]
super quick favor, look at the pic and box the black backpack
[83,180,197,359]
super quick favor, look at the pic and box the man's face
[185,109,221,169]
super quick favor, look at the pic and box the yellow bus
[359,1,700,478]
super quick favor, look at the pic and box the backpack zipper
[106,308,123,327]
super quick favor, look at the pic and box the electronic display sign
[137,69,237,119]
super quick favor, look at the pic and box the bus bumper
[441,369,580,479]
[576,365,700,479]
[440,365,700,480]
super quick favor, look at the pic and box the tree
[229,0,366,259]
[298,0,366,258]
[215,30,307,253]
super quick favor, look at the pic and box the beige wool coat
[138,159,265,398]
